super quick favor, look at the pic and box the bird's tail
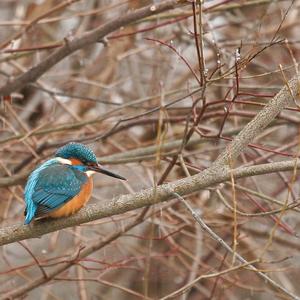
[24,202,37,225]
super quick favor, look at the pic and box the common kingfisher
[24,142,126,224]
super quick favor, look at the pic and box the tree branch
[0,74,299,246]
[0,0,185,97]
[1,158,299,247]
[214,75,299,166]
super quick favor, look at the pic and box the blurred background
[0,0,300,299]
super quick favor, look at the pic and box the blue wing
[24,159,87,224]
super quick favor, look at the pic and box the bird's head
[55,142,126,180]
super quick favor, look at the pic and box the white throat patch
[85,170,96,177]
[56,157,72,165]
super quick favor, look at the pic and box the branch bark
[214,75,300,166]
[0,74,299,246]
[0,158,299,247]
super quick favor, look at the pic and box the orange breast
[49,177,93,218]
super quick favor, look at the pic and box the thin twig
[171,193,300,300]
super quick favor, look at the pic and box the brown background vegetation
[0,0,300,299]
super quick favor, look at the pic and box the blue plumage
[24,158,57,224]
[24,158,88,224]
[55,142,97,164]
[24,142,125,224]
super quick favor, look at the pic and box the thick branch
[0,159,299,246]
[0,74,299,245]
[214,75,299,166]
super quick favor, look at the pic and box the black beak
[88,163,126,181]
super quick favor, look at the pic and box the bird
[24,142,126,224]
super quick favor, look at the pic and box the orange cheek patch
[70,158,82,165]
[49,177,93,218]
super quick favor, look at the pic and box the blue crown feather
[55,142,97,164]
